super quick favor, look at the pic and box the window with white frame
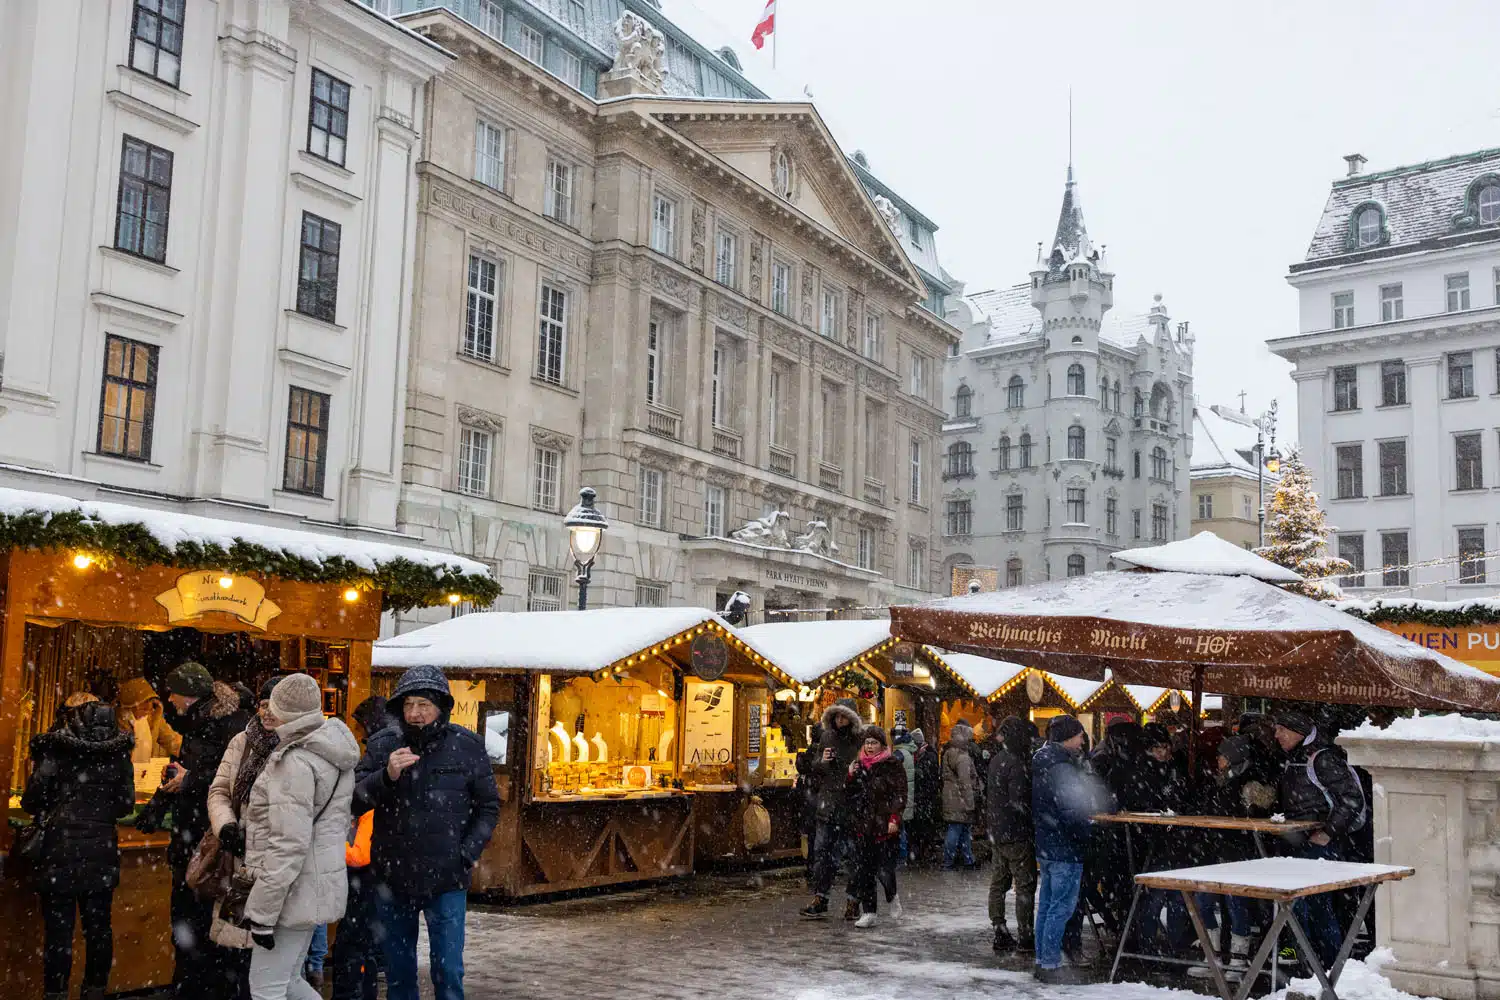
[1006,493,1023,531]
[863,313,880,361]
[773,152,792,198]
[646,317,664,406]
[906,542,925,590]
[1381,532,1410,586]
[526,569,564,612]
[1494,267,1500,306]
[532,445,560,511]
[863,402,882,476]
[536,284,567,385]
[820,288,839,338]
[1380,360,1407,406]
[1379,283,1403,322]
[1105,496,1118,535]
[1335,444,1363,498]
[1338,534,1365,588]
[1332,365,1358,411]
[1132,509,1142,539]
[820,382,844,467]
[464,255,499,361]
[945,499,972,536]
[857,527,876,570]
[704,484,726,538]
[1355,207,1381,247]
[1378,440,1407,496]
[650,194,677,256]
[456,426,492,497]
[1242,494,1253,520]
[1458,527,1487,584]
[1196,493,1213,520]
[556,48,583,89]
[710,345,724,427]
[1006,375,1024,409]
[1449,351,1475,398]
[1065,488,1086,523]
[910,354,929,400]
[516,22,544,63]
[1456,432,1484,490]
[769,369,784,447]
[1332,291,1354,329]
[1150,502,1168,542]
[544,158,573,224]
[638,465,664,528]
[474,120,506,190]
[771,261,791,314]
[635,581,666,607]
[715,230,737,287]
[1446,273,1471,312]
[1480,184,1500,225]
[909,438,923,505]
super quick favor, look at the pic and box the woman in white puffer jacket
[240,673,358,1000]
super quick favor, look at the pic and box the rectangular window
[1338,534,1366,588]
[945,500,972,537]
[635,582,666,608]
[556,48,583,89]
[1066,488,1086,523]
[1132,509,1142,540]
[283,386,330,495]
[1380,360,1407,406]
[1459,528,1487,584]
[769,370,784,447]
[544,158,573,224]
[857,527,876,570]
[476,0,504,36]
[129,0,184,87]
[295,213,341,322]
[1242,494,1252,520]
[1378,440,1407,496]
[1006,560,1023,587]
[910,355,929,400]
[1151,503,1168,542]
[1379,283,1403,322]
[474,120,506,190]
[863,314,880,361]
[710,345,724,427]
[714,231,737,287]
[1448,351,1475,398]
[115,136,173,262]
[1494,267,1500,306]
[532,446,560,511]
[820,288,839,339]
[650,194,677,256]
[1006,494,1023,531]
[1455,432,1483,490]
[307,69,350,166]
[1332,365,1358,411]
[516,23,544,63]
[536,284,566,385]
[771,262,791,315]
[909,438,923,505]
[704,485,726,537]
[1446,273,1471,312]
[1105,497,1118,535]
[1334,444,1363,498]
[1381,532,1410,587]
[526,569,564,612]
[97,335,158,460]
[638,466,664,528]
[1196,493,1213,520]
[1106,437,1118,470]
[645,318,663,406]
[906,544,925,590]
[456,427,492,497]
[464,255,499,361]
[1332,291,1355,329]
[863,403,881,474]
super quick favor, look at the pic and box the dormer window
[773,151,792,199]
[1355,206,1382,247]
[1479,183,1500,225]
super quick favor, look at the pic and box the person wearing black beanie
[1030,716,1096,984]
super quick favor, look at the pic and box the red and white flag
[751,0,776,50]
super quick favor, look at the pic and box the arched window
[997,435,1012,471]
[1151,445,1169,480]
[946,441,974,477]
[1066,425,1086,460]
[954,384,973,418]
[1067,363,1085,396]
[1132,450,1141,478]
[1355,206,1382,247]
[1150,383,1171,420]
[1007,375,1025,409]
[1018,433,1033,468]
[1480,183,1500,225]
[1112,380,1121,412]
[1005,558,1023,587]
[773,152,793,198]
[1066,554,1086,578]
[1133,389,1144,417]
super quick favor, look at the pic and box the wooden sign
[892,642,915,676]
[747,703,763,755]
[1026,671,1045,704]
[155,571,281,630]
[690,632,728,681]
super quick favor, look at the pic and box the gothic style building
[940,168,1195,593]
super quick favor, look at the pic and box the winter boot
[993,926,1017,952]
[1229,932,1251,970]
[1016,932,1036,954]
[1186,925,1223,979]
[843,898,860,922]
[798,895,829,920]
[887,895,904,921]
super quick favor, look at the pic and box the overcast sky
[668,0,1500,441]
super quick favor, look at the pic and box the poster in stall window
[449,680,486,733]
[747,703,763,755]
[684,679,735,767]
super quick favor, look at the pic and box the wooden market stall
[371,607,803,894]
[0,486,496,1000]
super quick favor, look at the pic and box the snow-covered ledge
[1341,716,1500,1000]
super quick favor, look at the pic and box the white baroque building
[1270,148,1500,600]
[0,0,451,538]
[940,168,1195,592]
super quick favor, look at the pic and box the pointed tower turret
[1031,165,1113,341]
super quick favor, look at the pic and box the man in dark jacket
[798,699,864,920]
[135,664,248,1000]
[1030,716,1098,984]
[355,665,500,1000]
[986,716,1036,953]
[910,728,942,864]
[1273,708,1367,973]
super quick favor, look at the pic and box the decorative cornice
[89,291,183,331]
[530,424,574,452]
[458,404,504,434]
[424,169,592,275]
[290,171,361,208]
[105,89,199,134]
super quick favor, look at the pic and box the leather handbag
[13,814,47,865]
[186,826,235,900]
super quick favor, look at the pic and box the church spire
[1047,165,1091,273]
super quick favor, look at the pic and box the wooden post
[1188,664,1205,786]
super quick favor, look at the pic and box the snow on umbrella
[889,570,1500,712]
[1113,530,1303,584]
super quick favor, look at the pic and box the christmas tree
[1254,450,1351,600]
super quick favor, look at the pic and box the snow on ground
[1346,713,1500,743]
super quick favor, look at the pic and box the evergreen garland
[1333,599,1500,628]
[1254,450,1350,601]
[0,507,500,613]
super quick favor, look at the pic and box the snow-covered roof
[1192,404,1274,481]
[1331,596,1500,619]
[1113,531,1303,583]
[1344,713,1500,745]
[1048,673,1105,709]
[1124,685,1175,711]
[966,285,1037,342]
[735,618,894,685]
[926,651,1027,699]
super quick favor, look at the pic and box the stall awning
[925,651,1027,700]
[1113,531,1303,583]
[890,570,1500,711]
[735,618,895,685]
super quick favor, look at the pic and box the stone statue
[872,195,901,235]
[792,520,837,556]
[730,510,791,548]
[610,11,666,93]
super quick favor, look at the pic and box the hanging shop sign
[892,642,916,677]
[155,572,282,630]
[684,679,735,766]
[690,632,729,681]
[1025,671,1045,704]
[1169,690,1183,712]
[450,680,487,733]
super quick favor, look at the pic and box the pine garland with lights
[1254,450,1350,600]
[0,506,500,612]
[1332,598,1500,628]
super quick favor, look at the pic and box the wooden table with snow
[1111,857,1414,1000]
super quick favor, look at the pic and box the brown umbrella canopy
[891,571,1500,712]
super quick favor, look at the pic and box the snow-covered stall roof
[0,485,497,610]
[1049,673,1106,709]
[925,651,1027,700]
[1114,531,1302,583]
[735,618,894,685]
[374,607,793,681]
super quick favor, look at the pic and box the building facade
[1189,404,1278,550]
[940,169,1195,593]
[1271,148,1500,600]
[385,3,958,626]
[0,0,451,539]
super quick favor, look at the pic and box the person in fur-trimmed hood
[846,725,908,927]
[799,698,865,920]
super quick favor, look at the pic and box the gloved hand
[218,822,245,857]
[252,931,275,951]
[133,812,159,834]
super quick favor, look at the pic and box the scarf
[231,716,280,815]
[858,747,892,769]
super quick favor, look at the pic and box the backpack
[1305,748,1368,834]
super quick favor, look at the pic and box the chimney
[1344,153,1367,177]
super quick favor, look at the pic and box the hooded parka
[941,722,980,824]
[810,700,864,824]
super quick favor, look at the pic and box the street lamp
[1254,400,1280,547]
[564,487,609,611]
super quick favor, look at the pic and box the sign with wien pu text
[1376,622,1500,676]
[155,572,282,630]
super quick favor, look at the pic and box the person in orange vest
[332,697,387,1000]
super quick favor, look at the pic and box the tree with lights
[1255,449,1350,600]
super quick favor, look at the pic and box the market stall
[372,607,801,893]
[0,486,495,1000]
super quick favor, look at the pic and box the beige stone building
[388,7,957,625]
[1189,403,1278,550]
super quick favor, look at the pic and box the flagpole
[772,6,777,70]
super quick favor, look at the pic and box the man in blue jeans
[355,665,500,1000]
[1030,715,1097,985]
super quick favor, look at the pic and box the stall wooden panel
[511,796,695,896]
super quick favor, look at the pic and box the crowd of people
[792,700,1372,986]
[19,662,498,1000]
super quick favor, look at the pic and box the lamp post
[564,487,609,611]
[1254,400,1280,547]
